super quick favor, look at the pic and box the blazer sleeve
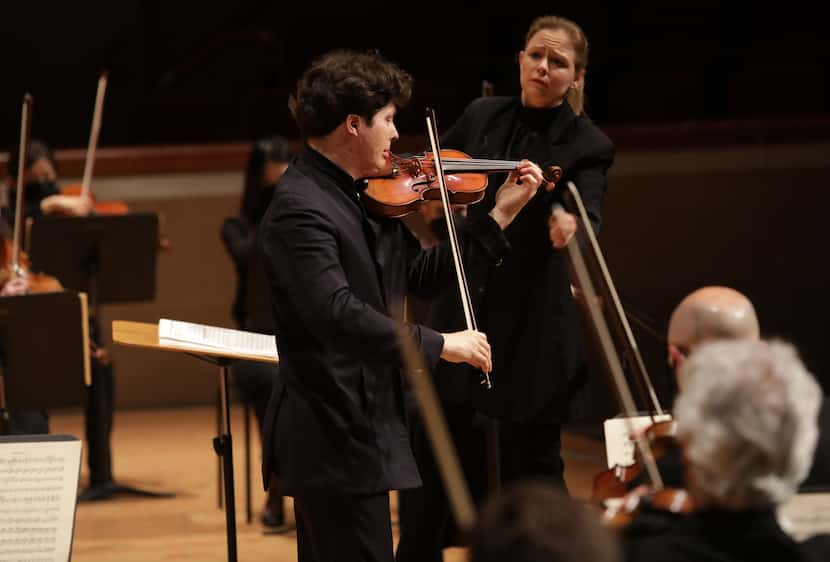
[405,213,510,298]
[220,216,254,270]
[260,191,445,370]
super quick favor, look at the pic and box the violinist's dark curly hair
[289,49,413,138]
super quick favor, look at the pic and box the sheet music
[158,318,278,360]
[603,413,673,468]
[0,437,81,562]
[778,492,830,540]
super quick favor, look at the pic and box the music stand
[222,247,278,526]
[26,213,159,317]
[112,320,279,562]
[0,291,91,432]
[26,214,168,500]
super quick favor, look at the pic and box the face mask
[22,180,60,200]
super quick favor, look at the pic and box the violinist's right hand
[440,329,492,373]
[41,194,94,216]
[0,275,30,297]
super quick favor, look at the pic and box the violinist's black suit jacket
[258,146,509,496]
[434,96,614,423]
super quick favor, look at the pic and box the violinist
[3,139,116,501]
[398,15,614,562]
[624,340,830,562]
[2,139,92,222]
[220,134,291,528]
[257,48,542,562]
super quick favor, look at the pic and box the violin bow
[80,71,108,200]
[556,182,663,490]
[11,94,33,277]
[561,183,665,418]
[425,108,491,388]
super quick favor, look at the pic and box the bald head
[668,286,760,352]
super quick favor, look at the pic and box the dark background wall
[1,3,828,411]
[2,1,828,148]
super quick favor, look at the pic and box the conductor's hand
[548,206,577,248]
[489,159,544,230]
[440,329,492,373]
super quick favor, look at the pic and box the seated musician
[3,139,92,222]
[631,286,761,489]
[633,286,828,490]
[624,339,830,562]
[3,139,116,500]
[220,134,291,528]
[470,480,620,562]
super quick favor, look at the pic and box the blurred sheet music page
[0,435,82,562]
[603,413,672,468]
[158,318,278,360]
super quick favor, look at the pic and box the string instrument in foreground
[557,182,693,528]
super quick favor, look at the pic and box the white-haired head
[675,339,822,509]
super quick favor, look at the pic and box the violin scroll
[542,165,563,190]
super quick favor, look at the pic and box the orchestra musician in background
[3,139,117,501]
[624,340,830,562]
[220,134,292,528]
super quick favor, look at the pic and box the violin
[592,419,679,502]
[556,183,693,527]
[601,484,694,530]
[362,149,562,218]
[0,239,62,294]
[60,183,128,215]
[2,94,63,296]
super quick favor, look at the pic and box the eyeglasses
[667,344,691,368]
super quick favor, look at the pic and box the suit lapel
[319,177,389,311]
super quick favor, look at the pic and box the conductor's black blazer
[432,96,615,423]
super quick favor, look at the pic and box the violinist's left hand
[548,207,577,248]
[489,159,543,230]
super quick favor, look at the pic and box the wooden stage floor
[50,405,606,562]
